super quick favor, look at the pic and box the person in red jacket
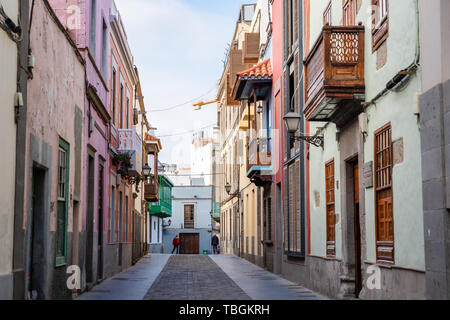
[172,235,180,254]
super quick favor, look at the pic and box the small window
[323,1,332,26]
[56,140,70,266]
[343,0,356,26]
[111,68,117,125]
[90,0,97,56]
[184,204,195,229]
[119,83,124,128]
[372,0,389,51]
[101,19,107,78]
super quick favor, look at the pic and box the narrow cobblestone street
[77,254,326,300]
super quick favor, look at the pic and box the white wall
[0,0,18,295]
[166,186,212,230]
[307,0,424,270]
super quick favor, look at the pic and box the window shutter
[243,33,260,64]
[325,160,336,257]
[227,50,246,106]
[289,164,295,252]
[375,124,394,263]
[283,167,289,251]
[295,160,301,252]
[293,0,298,41]
[294,52,300,153]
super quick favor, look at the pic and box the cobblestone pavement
[143,255,251,300]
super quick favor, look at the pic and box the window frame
[342,0,356,26]
[371,0,389,52]
[374,123,395,264]
[325,159,336,258]
[323,1,332,26]
[183,204,195,229]
[56,138,70,267]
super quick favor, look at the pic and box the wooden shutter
[343,0,356,26]
[227,50,246,106]
[243,33,260,64]
[289,164,295,251]
[293,0,298,41]
[283,167,289,251]
[325,160,336,257]
[295,160,301,252]
[375,124,394,263]
[267,197,272,241]
[372,0,389,51]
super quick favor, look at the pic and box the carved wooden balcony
[304,25,365,126]
[247,137,272,186]
[144,176,159,202]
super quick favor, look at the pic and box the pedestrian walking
[211,234,219,254]
[172,234,180,254]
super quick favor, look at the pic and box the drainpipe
[12,0,30,300]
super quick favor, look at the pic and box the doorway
[352,161,362,297]
[29,167,46,300]
[97,163,104,281]
[118,190,123,266]
[274,183,282,274]
[180,233,199,254]
[86,154,95,284]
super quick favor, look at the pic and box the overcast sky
[115,0,253,168]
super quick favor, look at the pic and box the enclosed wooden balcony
[304,25,365,125]
[247,137,272,185]
[144,175,159,202]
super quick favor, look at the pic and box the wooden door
[353,162,362,296]
[180,233,199,254]
[325,160,336,257]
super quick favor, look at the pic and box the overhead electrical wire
[157,123,216,138]
[148,86,217,113]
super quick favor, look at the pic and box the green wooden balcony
[148,175,173,218]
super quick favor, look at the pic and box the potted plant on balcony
[113,152,132,178]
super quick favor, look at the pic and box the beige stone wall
[0,0,18,286]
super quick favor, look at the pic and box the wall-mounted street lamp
[283,112,324,148]
[225,183,240,198]
[142,163,152,178]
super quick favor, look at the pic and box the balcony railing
[304,25,365,124]
[184,221,195,229]
[247,137,272,179]
[118,127,142,176]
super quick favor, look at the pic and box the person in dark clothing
[172,235,180,254]
[211,234,219,254]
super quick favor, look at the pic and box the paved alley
[77,254,326,300]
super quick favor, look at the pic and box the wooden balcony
[144,176,159,202]
[247,137,272,186]
[304,25,365,126]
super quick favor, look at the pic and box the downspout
[13,0,30,300]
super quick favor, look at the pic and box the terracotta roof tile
[231,59,273,99]
[237,59,273,80]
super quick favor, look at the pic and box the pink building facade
[23,0,86,299]
[49,0,112,290]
